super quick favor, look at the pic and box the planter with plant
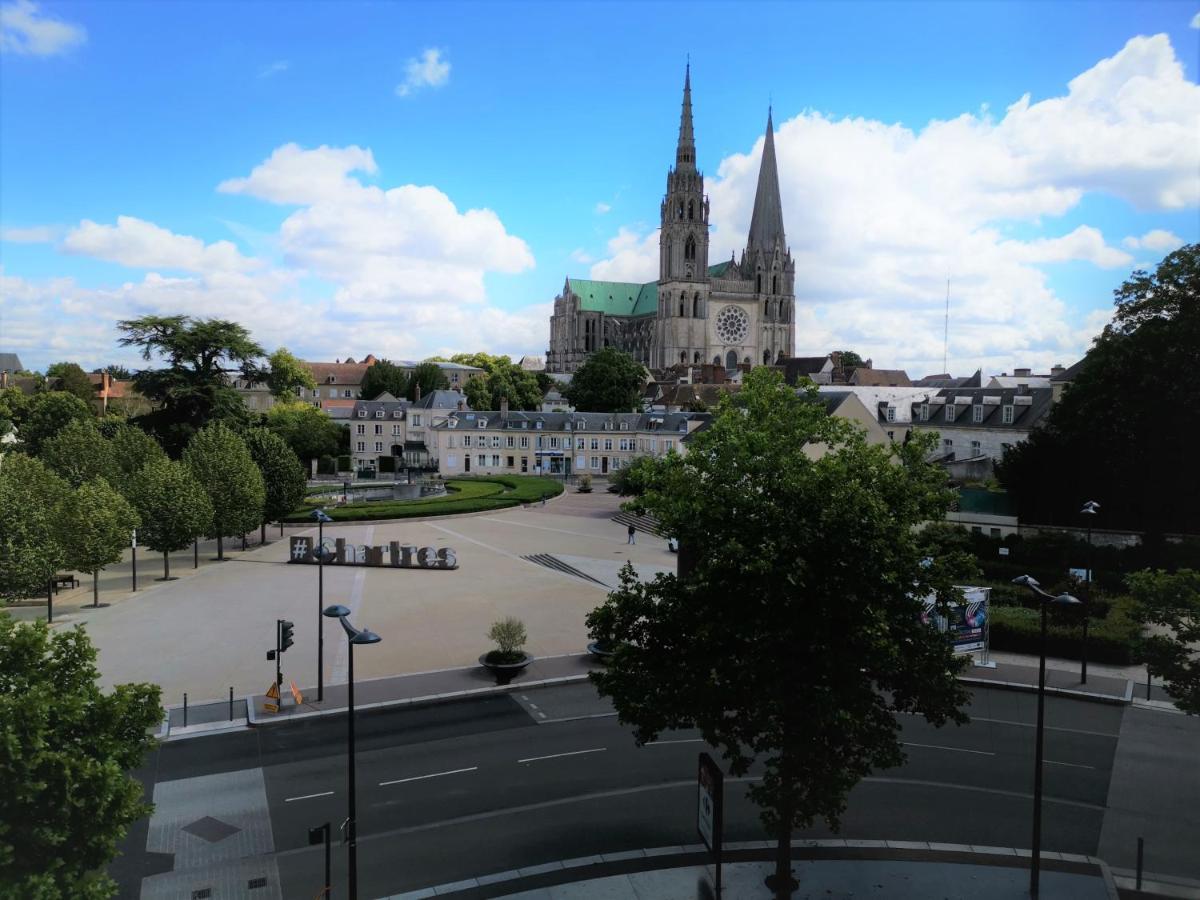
[479,616,532,684]
[576,473,593,493]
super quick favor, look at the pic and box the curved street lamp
[1079,500,1100,685]
[322,604,380,900]
[311,508,334,701]
[1012,575,1081,899]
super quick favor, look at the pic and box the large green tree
[40,420,119,488]
[586,369,968,895]
[563,347,644,412]
[265,347,316,399]
[0,387,31,439]
[1130,568,1200,715]
[118,315,264,455]
[243,428,306,544]
[109,424,169,494]
[183,423,265,560]
[17,391,93,456]
[127,458,213,580]
[359,358,410,400]
[997,245,1198,532]
[0,456,68,603]
[265,400,343,468]
[60,479,140,608]
[436,353,540,410]
[404,360,450,401]
[0,614,161,898]
[45,362,96,404]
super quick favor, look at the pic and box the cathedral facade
[546,67,795,374]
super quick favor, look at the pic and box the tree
[586,369,968,895]
[60,478,140,608]
[0,456,68,603]
[17,391,93,456]
[265,400,342,468]
[127,458,213,580]
[40,420,119,488]
[404,361,449,401]
[109,423,169,493]
[437,353,541,409]
[243,428,306,544]
[265,347,316,399]
[359,358,409,400]
[1130,569,1200,715]
[0,387,31,439]
[97,364,133,380]
[997,245,1199,532]
[563,347,645,412]
[0,614,160,898]
[833,349,865,374]
[45,361,96,404]
[462,375,491,411]
[183,423,265,560]
[118,315,265,456]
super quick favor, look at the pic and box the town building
[547,67,796,373]
[909,387,1054,466]
[346,388,470,475]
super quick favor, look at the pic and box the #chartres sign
[288,536,458,571]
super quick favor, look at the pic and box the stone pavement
[383,843,1119,900]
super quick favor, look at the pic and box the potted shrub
[479,616,533,684]
[576,473,593,493]
[586,637,619,660]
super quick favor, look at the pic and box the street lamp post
[311,509,334,702]
[322,603,380,900]
[1012,575,1081,899]
[1079,500,1100,685]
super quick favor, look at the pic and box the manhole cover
[182,816,240,843]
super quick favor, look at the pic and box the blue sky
[2,0,1197,375]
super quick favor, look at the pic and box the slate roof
[913,369,983,389]
[819,391,853,415]
[433,409,708,434]
[908,387,1054,431]
[850,368,912,387]
[412,390,468,410]
[0,353,23,373]
[782,355,832,385]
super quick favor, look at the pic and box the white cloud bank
[0,0,85,56]
[395,48,450,97]
[1122,229,1185,252]
[589,33,1199,375]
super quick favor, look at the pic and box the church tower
[655,64,711,369]
[741,108,795,363]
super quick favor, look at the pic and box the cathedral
[546,66,795,374]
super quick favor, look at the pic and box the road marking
[903,741,995,756]
[970,715,1119,739]
[527,702,539,710]
[284,791,334,802]
[518,747,606,764]
[1045,759,1097,770]
[379,767,478,787]
[648,738,704,746]
[537,712,546,719]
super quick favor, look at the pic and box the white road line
[379,766,478,787]
[518,747,606,764]
[903,741,995,756]
[648,739,704,746]
[537,712,547,719]
[1045,759,1097,770]
[284,791,334,802]
[967,715,1118,739]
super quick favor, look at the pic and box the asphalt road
[113,683,1199,900]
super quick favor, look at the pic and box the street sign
[998,547,1009,557]
[263,701,279,713]
[697,752,724,895]
[265,682,280,700]
[290,680,304,705]
[131,529,137,549]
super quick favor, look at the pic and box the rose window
[714,305,749,344]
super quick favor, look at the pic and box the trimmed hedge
[283,475,563,522]
[988,597,1141,665]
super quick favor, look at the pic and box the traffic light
[279,620,295,653]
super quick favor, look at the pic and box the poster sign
[288,536,457,570]
[289,680,304,705]
[921,586,990,653]
[697,752,724,894]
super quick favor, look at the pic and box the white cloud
[1122,228,1185,252]
[590,33,1199,375]
[259,60,289,78]
[1,224,59,243]
[395,48,450,97]
[594,202,611,214]
[218,143,378,206]
[62,216,259,273]
[0,0,85,56]
[1191,11,1200,28]
[569,248,594,265]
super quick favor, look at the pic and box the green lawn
[284,475,564,522]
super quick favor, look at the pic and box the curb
[383,840,1120,900]
[959,675,1129,706]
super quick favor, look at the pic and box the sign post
[131,529,137,592]
[697,752,724,897]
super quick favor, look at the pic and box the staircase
[610,511,664,536]
[521,554,610,587]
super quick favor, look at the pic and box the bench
[51,573,79,592]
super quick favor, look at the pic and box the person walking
[627,523,636,545]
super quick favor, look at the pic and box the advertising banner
[921,586,989,653]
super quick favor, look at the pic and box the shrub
[988,596,1141,665]
[486,616,528,664]
[317,455,336,475]
[577,473,593,492]
[337,455,352,473]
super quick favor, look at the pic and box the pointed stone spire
[746,106,786,254]
[675,63,696,172]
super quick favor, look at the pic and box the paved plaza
[51,490,674,702]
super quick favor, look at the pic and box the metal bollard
[183,693,188,727]
[229,687,234,721]
[1146,668,1152,700]
[1136,836,1144,889]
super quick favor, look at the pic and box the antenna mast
[943,278,950,375]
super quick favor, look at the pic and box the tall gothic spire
[746,107,786,253]
[675,63,696,172]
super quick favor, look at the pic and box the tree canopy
[109,424,169,491]
[434,353,539,410]
[45,362,96,404]
[586,369,968,893]
[265,347,316,399]
[359,358,410,400]
[183,422,265,560]
[563,348,644,412]
[405,360,450,401]
[265,400,343,464]
[41,420,119,489]
[997,245,1199,532]
[1130,568,1200,715]
[0,614,161,898]
[128,458,213,580]
[243,428,306,537]
[118,315,264,455]
[16,391,94,456]
[0,456,68,602]
[60,478,140,606]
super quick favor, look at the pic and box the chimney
[1014,367,1032,377]
[414,383,421,402]
[1050,364,1065,376]
[457,399,464,411]
[500,396,509,419]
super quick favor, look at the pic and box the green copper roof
[707,260,734,277]
[567,278,658,317]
